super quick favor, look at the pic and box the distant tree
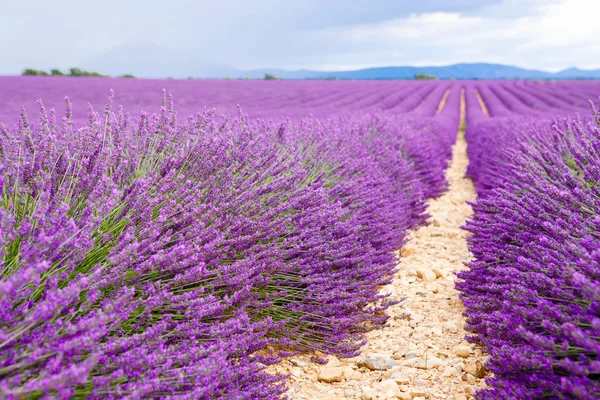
[243,76,250,80]
[514,75,521,80]
[119,74,136,78]
[22,68,48,76]
[225,77,232,80]
[414,73,437,80]
[69,67,84,77]
[324,76,336,80]
[24,67,107,77]
[187,76,195,80]
[68,67,105,77]
[264,73,281,80]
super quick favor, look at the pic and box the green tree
[69,67,83,77]
[264,73,281,80]
[50,69,64,76]
[414,73,437,80]
[22,68,46,76]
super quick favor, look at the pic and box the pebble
[411,388,428,397]
[443,322,459,333]
[415,356,444,370]
[432,268,447,278]
[464,361,486,378]
[361,387,375,400]
[376,379,401,398]
[416,268,437,282]
[343,366,359,380]
[290,358,311,368]
[391,371,410,385]
[453,346,471,358]
[326,356,341,367]
[363,355,396,371]
[318,367,345,383]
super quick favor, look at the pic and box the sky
[1,0,599,74]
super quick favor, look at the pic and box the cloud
[0,0,597,73]
[305,0,600,71]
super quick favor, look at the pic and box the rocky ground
[270,102,487,399]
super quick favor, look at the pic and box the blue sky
[1,0,598,74]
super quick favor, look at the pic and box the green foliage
[69,67,84,76]
[69,67,104,77]
[22,68,46,76]
[414,73,438,80]
[264,73,281,80]
[23,67,106,77]
[119,74,136,78]
[187,76,195,80]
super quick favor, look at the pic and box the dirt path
[280,93,485,400]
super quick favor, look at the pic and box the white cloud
[309,0,600,71]
[1,0,598,73]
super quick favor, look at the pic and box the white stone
[405,350,419,359]
[342,366,359,380]
[376,379,401,399]
[390,371,410,384]
[326,355,341,367]
[429,327,443,336]
[415,356,443,370]
[289,358,310,368]
[363,355,396,371]
[361,387,375,400]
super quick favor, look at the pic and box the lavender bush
[1,83,458,398]
[460,83,600,399]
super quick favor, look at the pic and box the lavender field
[0,77,599,399]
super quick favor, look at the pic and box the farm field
[1,78,599,399]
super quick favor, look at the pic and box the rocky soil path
[277,95,487,400]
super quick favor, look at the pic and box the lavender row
[0,77,450,124]
[0,88,459,398]
[460,83,600,399]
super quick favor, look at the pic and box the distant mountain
[554,67,600,79]
[80,44,600,80]
[252,64,600,80]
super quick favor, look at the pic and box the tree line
[22,68,135,78]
